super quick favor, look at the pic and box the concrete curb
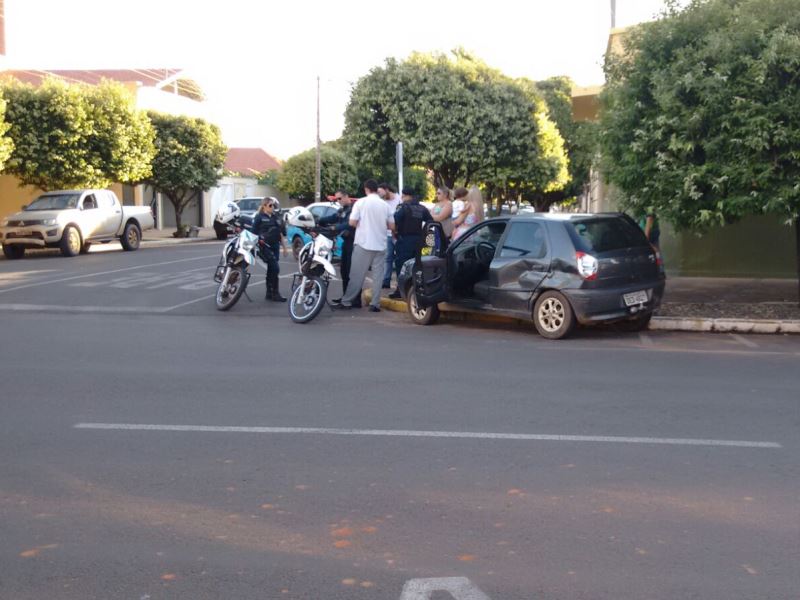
[365,291,800,334]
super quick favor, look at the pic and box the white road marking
[400,577,491,600]
[0,304,155,314]
[161,293,217,312]
[72,423,782,448]
[730,333,759,348]
[0,255,218,294]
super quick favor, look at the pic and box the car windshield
[238,199,260,212]
[25,194,80,211]
[569,217,649,253]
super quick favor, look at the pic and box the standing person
[388,187,433,299]
[333,180,395,312]
[452,186,485,240]
[322,190,359,307]
[251,197,288,301]
[639,211,661,252]
[377,183,401,289]
[431,186,454,240]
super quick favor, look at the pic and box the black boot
[265,279,272,301]
[269,275,286,302]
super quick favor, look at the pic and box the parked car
[0,189,154,259]
[213,196,264,239]
[286,201,344,259]
[398,213,665,339]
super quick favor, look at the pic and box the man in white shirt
[334,179,395,312]
[377,182,401,289]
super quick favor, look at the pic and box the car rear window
[568,217,649,253]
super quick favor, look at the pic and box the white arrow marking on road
[400,577,491,600]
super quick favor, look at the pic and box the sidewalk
[141,227,219,245]
[369,276,800,335]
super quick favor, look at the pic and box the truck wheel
[80,241,92,254]
[533,291,576,340]
[214,221,228,240]
[292,236,304,259]
[2,244,25,259]
[60,226,82,257]
[120,222,141,251]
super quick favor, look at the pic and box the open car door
[412,222,450,308]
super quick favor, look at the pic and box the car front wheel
[533,291,575,340]
[407,286,440,326]
[2,244,25,259]
[60,225,82,257]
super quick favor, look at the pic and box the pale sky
[6,0,674,160]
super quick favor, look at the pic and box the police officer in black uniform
[319,190,359,307]
[251,197,287,301]
[388,187,433,299]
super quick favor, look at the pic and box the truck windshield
[25,194,80,211]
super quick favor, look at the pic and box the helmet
[268,197,281,211]
[215,200,240,224]
[286,206,314,228]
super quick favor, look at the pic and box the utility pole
[315,75,321,202]
[611,0,616,28]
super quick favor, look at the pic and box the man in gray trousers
[333,179,395,313]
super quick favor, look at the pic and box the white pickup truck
[0,189,155,259]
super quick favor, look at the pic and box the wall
[0,176,44,217]
[661,216,797,278]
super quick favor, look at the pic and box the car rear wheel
[2,244,25,259]
[120,222,141,251]
[533,291,576,340]
[407,286,440,326]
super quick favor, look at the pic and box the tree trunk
[168,192,187,236]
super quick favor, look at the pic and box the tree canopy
[343,50,568,198]
[2,78,154,190]
[277,144,360,202]
[0,92,14,172]
[146,111,227,231]
[598,0,800,231]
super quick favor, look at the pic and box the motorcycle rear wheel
[215,265,247,311]
[288,275,327,323]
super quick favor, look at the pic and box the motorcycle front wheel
[215,265,247,311]
[288,275,327,323]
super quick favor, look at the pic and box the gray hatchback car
[398,213,666,339]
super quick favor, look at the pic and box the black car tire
[120,222,141,251]
[615,313,652,332]
[407,286,440,326]
[60,225,82,257]
[2,244,25,259]
[533,290,576,340]
[292,236,304,260]
[214,221,228,240]
[80,241,92,254]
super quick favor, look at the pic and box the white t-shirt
[452,199,465,221]
[385,195,401,235]
[351,193,394,251]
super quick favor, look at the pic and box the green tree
[344,50,558,191]
[0,91,14,171]
[533,76,598,211]
[598,0,800,241]
[147,112,227,233]
[276,144,359,202]
[2,78,154,190]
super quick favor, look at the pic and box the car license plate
[623,290,648,306]
[16,229,32,237]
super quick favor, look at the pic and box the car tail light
[650,245,663,267]
[576,251,598,280]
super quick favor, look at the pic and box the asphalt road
[1,241,798,600]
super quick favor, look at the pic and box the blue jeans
[382,235,395,286]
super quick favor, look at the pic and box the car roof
[507,212,625,222]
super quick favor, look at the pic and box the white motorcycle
[213,227,274,311]
[288,226,338,323]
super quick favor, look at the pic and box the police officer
[388,187,433,299]
[251,197,288,301]
[320,190,359,306]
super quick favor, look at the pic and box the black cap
[401,187,415,196]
